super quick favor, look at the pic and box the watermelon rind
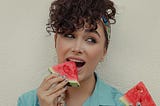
[48,67,59,75]
[119,96,132,106]
[67,80,80,87]
[48,67,80,87]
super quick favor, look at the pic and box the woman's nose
[71,41,84,54]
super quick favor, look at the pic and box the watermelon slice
[48,61,80,87]
[119,81,156,106]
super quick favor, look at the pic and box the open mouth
[66,58,86,68]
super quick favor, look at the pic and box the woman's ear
[54,34,57,48]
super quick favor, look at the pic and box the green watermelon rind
[48,67,80,87]
[67,80,80,87]
[119,96,132,106]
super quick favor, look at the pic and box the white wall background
[0,0,159,105]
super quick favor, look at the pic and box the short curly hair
[46,0,116,49]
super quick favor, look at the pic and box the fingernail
[64,86,68,90]
[65,79,68,82]
[61,75,66,79]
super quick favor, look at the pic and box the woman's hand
[37,74,68,106]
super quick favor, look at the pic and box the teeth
[68,58,84,63]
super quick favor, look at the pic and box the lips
[66,57,86,71]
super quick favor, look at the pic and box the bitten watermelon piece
[48,61,80,87]
[119,81,156,106]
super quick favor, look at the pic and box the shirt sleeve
[17,96,24,106]
[17,89,39,106]
[17,94,31,106]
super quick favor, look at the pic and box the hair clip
[101,16,111,42]
[107,9,112,15]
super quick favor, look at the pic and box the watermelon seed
[65,79,68,82]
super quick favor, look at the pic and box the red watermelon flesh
[119,81,156,106]
[48,61,80,87]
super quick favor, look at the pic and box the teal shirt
[17,74,124,106]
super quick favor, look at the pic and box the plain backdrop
[0,0,159,105]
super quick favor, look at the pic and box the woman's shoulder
[20,88,37,96]
[17,88,39,106]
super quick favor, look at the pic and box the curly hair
[46,0,116,49]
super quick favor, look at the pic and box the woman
[18,0,124,106]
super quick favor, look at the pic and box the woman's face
[54,22,107,83]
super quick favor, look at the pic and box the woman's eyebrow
[85,29,100,38]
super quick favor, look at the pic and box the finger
[42,76,65,91]
[49,86,67,99]
[40,74,58,87]
[47,79,68,96]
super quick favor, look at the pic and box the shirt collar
[83,73,116,106]
[95,73,116,105]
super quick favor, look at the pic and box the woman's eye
[86,37,96,43]
[63,34,75,38]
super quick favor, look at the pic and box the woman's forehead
[72,22,105,38]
